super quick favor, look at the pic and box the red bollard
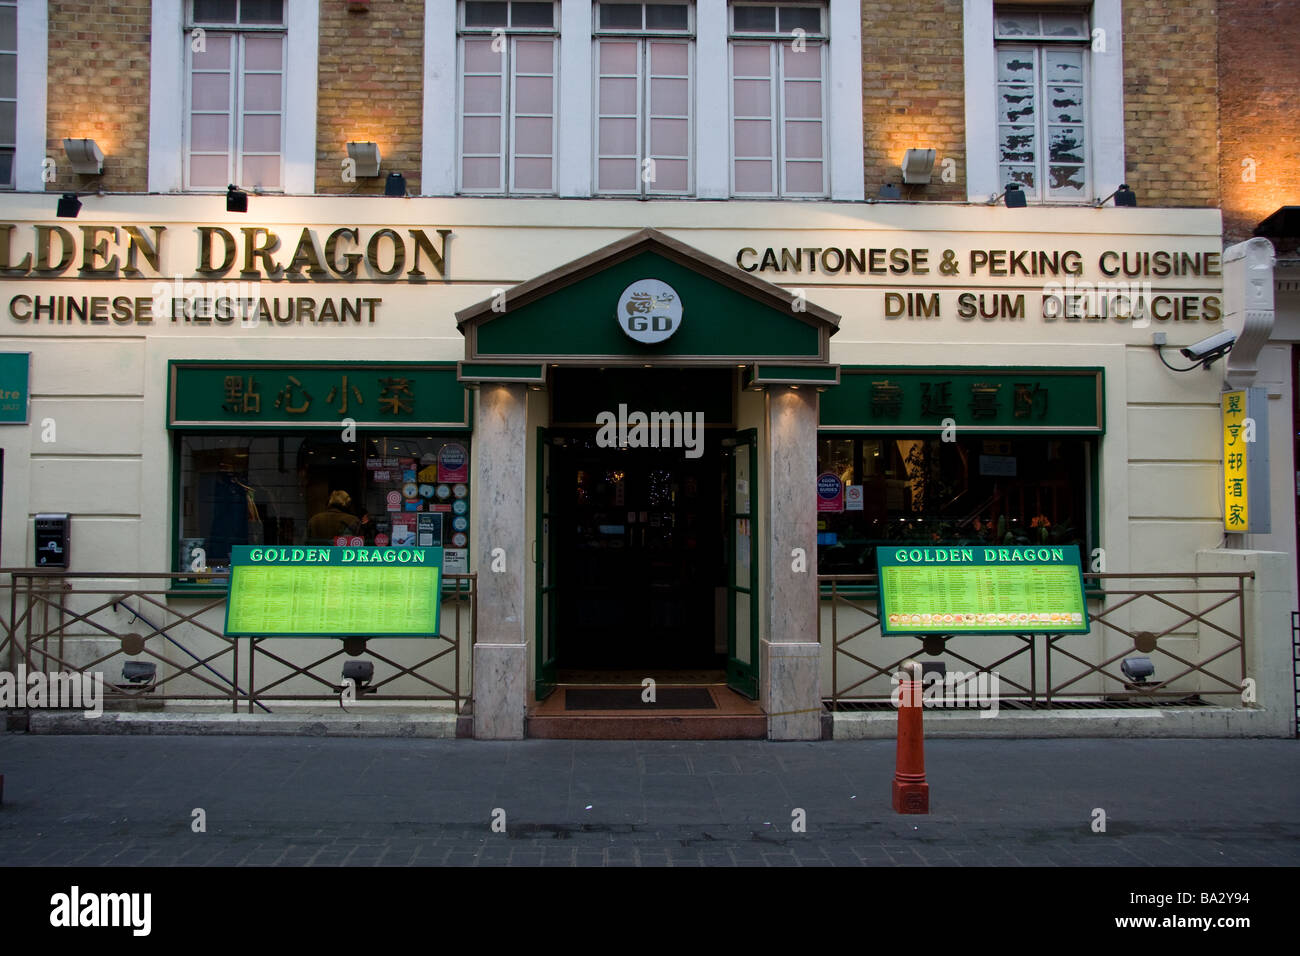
[892,660,929,814]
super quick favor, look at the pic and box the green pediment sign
[457,229,838,367]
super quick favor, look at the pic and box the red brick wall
[45,1,152,193]
[1218,0,1300,249]
[315,1,425,195]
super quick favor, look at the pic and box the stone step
[526,713,767,740]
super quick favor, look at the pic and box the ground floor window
[815,434,1094,576]
[175,432,471,578]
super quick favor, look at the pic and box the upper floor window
[729,3,827,197]
[458,1,558,194]
[995,7,1090,202]
[0,0,15,189]
[594,2,693,196]
[185,0,286,191]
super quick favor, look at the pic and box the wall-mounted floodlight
[63,138,104,176]
[384,172,407,197]
[346,141,382,178]
[56,193,82,218]
[1095,183,1137,207]
[900,148,937,185]
[226,184,248,213]
[987,183,1027,207]
[1120,656,1154,683]
[878,183,901,200]
[121,661,157,685]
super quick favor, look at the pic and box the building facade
[0,1,1293,739]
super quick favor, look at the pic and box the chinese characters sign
[1220,388,1269,534]
[169,363,471,429]
[820,368,1102,432]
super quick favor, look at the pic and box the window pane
[462,156,502,188]
[784,160,821,193]
[1044,49,1084,81]
[0,99,14,143]
[598,157,638,190]
[194,0,238,23]
[0,148,13,188]
[1001,165,1035,191]
[243,73,282,111]
[1049,126,1085,164]
[513,156,552,189]
[191,113,230,151]
[465,1,509,27]
[192,72,230,110]
[734,6,776,32]
[783,42,820,78]
[193,34,232,69]
[599,40,638,73]
[997,49,1035,83]
[648,157,687,190]
[463,116,502,153]
[515,74,553,113]
[190,154,229,188]
[783,79,821,118]
[1047,86,1084,124]
[515,38,554,72]
[998,85,1035,124]
[1048,165,1086,197]
[784,119,821,159]
[244,35,283,70]
[514,115,552,153]
[600,4,643,29]
[778,6,820,34]
[242,113,281,152]
[993,12,1035,37]
[600,76,638,113]
[1040,11,1088,38]
[239,0,283,24]
[732,44,771,76]
[733,119,771,157]
[0,6,14,49]
[998,126,1035,163]
[651,41,688,75]
[0,53,13,99]
[598,117,637,154]
[733,78,770,115]
[511,2,554,27]
[650,117,688,155]
[464,75,503,112]
[734,158,772,193]
[241,153,280,189]
[650,77,687,114]
[645,4,689,30]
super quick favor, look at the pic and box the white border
[827,0,863,200]
[558,0,593,196]
[964,0,1124,203]
[424,0,458,194]
[696,0,728,198]
[14,0,48,192]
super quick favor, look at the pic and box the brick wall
[315,1,425,195]
[45,0,152,193]
[1218,0,1299,248]
[860,0,967,201]
[1122,0,1219,209]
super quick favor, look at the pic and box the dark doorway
[548,368,732,670]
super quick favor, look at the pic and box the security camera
[1179,329,1236,367]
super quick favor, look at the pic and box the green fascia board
[472,252,822,361]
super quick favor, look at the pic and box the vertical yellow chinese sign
[1221,390,1248,531]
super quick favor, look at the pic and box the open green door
[724,429,759,699]
[534,427,558,700]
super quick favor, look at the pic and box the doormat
[565,688,717,711]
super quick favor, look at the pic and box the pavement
[0,734,1296,867]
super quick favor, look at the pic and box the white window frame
[963,0,1123,204]
[150,0,316,194]
[456,1,560,196]
[728,3,829,199]
[592,1,695,198]
[995,39,1089,202]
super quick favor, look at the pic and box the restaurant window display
[175,433,471,581]
[814,434,1094,577]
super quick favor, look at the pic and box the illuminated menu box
[877,544,1089,635]
[224,546,442,637]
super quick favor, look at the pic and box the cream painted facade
[0,194,1291,737]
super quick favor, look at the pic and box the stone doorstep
[20,710,460,738]
[525,714,768,741]
[832,707,1285,739]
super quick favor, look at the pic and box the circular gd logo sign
[617,279,683,344]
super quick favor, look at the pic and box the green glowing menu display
[224,546,442,637]
[877,544,1089,635]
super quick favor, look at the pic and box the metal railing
[1,569,476,715]
[820,571,1253,709]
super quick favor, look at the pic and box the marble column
[763,386,822,740]
[472,383,528,739]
